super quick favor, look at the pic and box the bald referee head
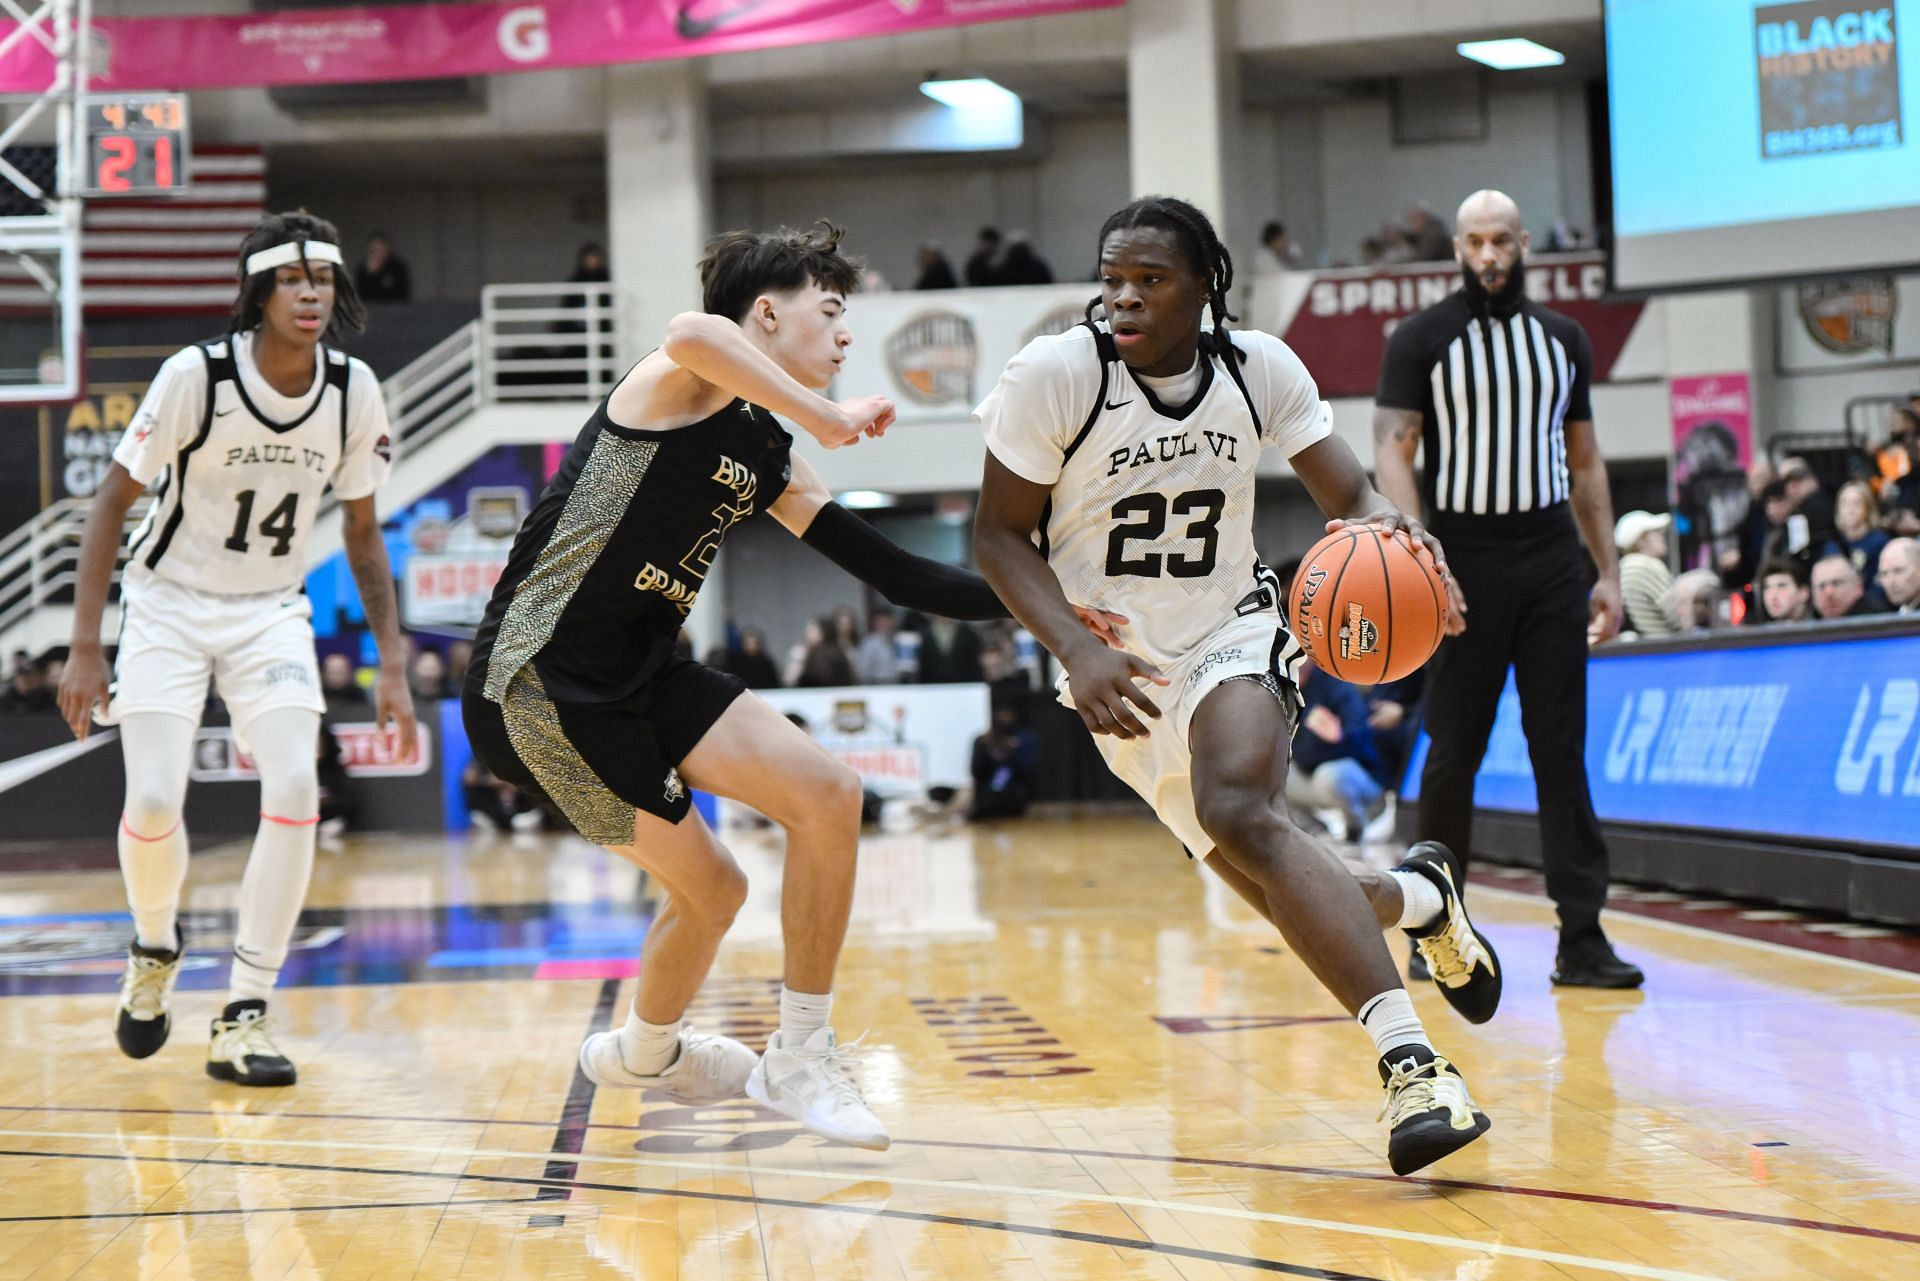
[1453,189,1528,302]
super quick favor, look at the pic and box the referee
[1373,189,1643,989]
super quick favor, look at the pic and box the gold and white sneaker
[1378,1048,1490,1175]
[1401,841,1502,1024]
[746,1028,889,1151]
[577,1025,757,1102]
[207,1000,296,1087]
[114,933,184,1060]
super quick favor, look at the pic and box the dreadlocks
[229,211,366,339]
[1089,196,1240,356]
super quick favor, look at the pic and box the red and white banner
[1251,253,1652,399]
[0,0,1122,93]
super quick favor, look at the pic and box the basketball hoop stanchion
[0,0,87,405]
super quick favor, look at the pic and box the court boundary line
[0,1146,1384,1281]
[4,1101,1908,1247]
[1471,883,1920,983]
[533,976,620,1217]
[0,1129,1737,1281]
[0,1195,541,1225]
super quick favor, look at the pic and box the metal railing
[0,282,619,654]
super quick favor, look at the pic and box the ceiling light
[836,490,895,509]
[1456,38,1564,70]
[919,77,1020,112]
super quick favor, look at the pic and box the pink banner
[1670,372,1754,571]
[1,0,1121,93]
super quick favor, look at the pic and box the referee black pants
[1416,508,1611,946]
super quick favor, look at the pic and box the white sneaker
[578,1025,756,1103]
[746,1027,890,1151]
[114,936,184,1060]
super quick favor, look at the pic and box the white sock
[227,953,279,1005]
[1386,868,1446,931]
[618,1009,683,1076]
[779,986,833,1045]
[229,709,321,1009]
[1357,989,1430,1060]
[116,714,195,953]
[119,814,189,953]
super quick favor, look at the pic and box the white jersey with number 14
[115,331,392,596]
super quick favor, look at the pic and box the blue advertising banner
[1403,631,1920,851]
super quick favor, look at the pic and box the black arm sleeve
[802,502,1009,620]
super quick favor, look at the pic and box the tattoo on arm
[1372,407,1423,450]
[344,510,402,655]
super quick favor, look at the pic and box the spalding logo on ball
[1288,528,1446,684]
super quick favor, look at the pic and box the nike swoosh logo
[1105,399,1133,411]
[0,730,119,794]
[215,407,239,417]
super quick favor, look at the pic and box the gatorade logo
[498,6,550,63]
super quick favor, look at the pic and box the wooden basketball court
[1,813,1916,1280]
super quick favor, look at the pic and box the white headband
[245,240,343,277]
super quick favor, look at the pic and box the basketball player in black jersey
[464,224,1015,1150]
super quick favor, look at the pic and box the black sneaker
[206,1000,297,1086]
[1400,842,1502,1024]
[114,932,184,1060]
[1378,1044,1491,1175]
[1552,936,1645,989]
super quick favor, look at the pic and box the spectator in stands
[1875,536,1920,613]
[1260,220,1304,269]
[968,699,1039,820]
[996,233,1054,286]
[408,647,452,701]
[908,615,983,683]
[354,234,411,302]
[1289,662,1385,844]
[978,631,1033,717]
[1757,558,1813,624]
[912,242,958,290]
[1668,569,1727,632]
[1879,408,1920,536]
[568,242,610,283]
[723,627,782,689]
[1823,479,1890,588]
[446,639,473,690]
[316,722,358,839]
[0,658,54,714]
[1404,203,1453,261]
[1614,510,1676,638]
[1811,553,1888,620]
[791,616,854,688]
[463,755,541,832]
[963,226,1003,287]
[1750,478,1811,571]
[1365,669,1422,798]
[321,653,367,708]
[1779,456,1837,551]
[852,609,901,684]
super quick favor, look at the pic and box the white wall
[1269,86,1596,267]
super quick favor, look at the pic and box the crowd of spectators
[910,226,1056,290]
[1615,393,1920,637]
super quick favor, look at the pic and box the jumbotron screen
[1606,0,1920,290]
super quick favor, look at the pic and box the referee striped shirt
[1376,290,1594,517]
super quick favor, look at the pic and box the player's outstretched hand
[57,644,111,742]
[375,664,419,761]
[812,395,895,449]
[1072,605,1129,649]
[1065,644,1169,740]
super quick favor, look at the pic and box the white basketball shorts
[1058,611,1302,860]
[107,570,325,744]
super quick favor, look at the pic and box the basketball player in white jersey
[58,212,416,1087]
[974,198,1500,1175]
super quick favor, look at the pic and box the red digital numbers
[98,136,134,192]
[153,136,173,188]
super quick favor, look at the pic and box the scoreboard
[83,94,190,195]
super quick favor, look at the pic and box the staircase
[0,282,617,657]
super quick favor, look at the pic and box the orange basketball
[1287,528,1447,685]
